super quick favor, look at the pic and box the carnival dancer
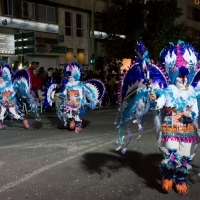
[0,62,29,129]
[115,40,200,195]
[46,61,105,133]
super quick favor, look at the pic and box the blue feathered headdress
[63,61,83,81]
[160,40,198,84]
[0,60,14,82]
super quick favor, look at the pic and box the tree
[142,0,186,61]
[102,0,190,63]
[102,1,146,63]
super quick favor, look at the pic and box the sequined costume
[116,40,200,195]
[0,62,29,129]
[46,61,105,133]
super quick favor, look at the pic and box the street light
[91,0,98,70]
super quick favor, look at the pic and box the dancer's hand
[173,113,183,133]
[55,93,59,97]
[182,111,191,118]
[175,122,183,133]
[149,91,156,102]
[3,97,8,103]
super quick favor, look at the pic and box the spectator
[44,68,54,85]
[38,67,46,82]
[53,68,60,82]
[108,73,117,88]
[23,61,29,69]
[35,62,40,70]
[28,61,37,77]
[31,69,43,91]
[38,84,45,102]
[56,72,64,84]
[93,69,100,79]
[54,84,61,109]
[13,61,19,72]
[85,70,93,80]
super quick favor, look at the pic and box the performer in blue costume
[116,40,200,195]
[46,61,105,133]
[0,61,41,130]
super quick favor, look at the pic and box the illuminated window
[65,12,72,36]
[4,0,13,16]
[65,48,74,61]
[77,49,85,64]
[76,14,83,37]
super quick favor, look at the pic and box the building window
[194,29,200,38]
[95,12,105,31]
[187,6,193,19]
[4,0,13,16]
[77,49,85,64]
[194,8,200,22]
[21,1,35,19]
[38,4,56,23]
[76,14,83,37]
[194,29,200,44]
[65,48,74,61]
[65,12,72,36]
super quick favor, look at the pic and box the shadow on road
[31,121,43,129]
[46,116,90,130]
[82,150,200,195]
[81,150,163,191]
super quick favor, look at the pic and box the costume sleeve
[156,93,166,110]
[82,84,98,110]
[59,87,67,97]
[189,98,198,120]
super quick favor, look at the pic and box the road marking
[0,128,155,150]
[0,133,112,149]
[0,128,155,193]
[0,140,115,193]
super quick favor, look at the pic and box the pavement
[0,108,199,200]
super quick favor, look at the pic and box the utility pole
[91,0,98,70]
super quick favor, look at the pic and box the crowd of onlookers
[13,60,121,110]
[82,68,120,107]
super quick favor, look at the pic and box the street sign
[14,33,22,40]
[23,31,35,39]
[15,40,36,48]
[15,49,23,55]
[23,40,36,47]
[57,35,64,42]
[15,48,35,55]
[14,31,35,55]
[24,47,35,54]
[14,31,35,41]
[15,41,23,48]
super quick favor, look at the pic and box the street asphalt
[0,106,199,200]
